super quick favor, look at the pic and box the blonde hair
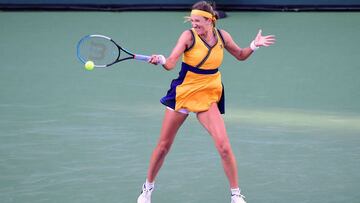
[192,1,217,18]
[184,1,218,26]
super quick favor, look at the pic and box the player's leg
[138,108,188,203]
[147,108,188,181]
[196,103,246,203]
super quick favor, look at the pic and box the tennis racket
[76,34,165,68]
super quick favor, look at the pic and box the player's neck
[199,28,216,46]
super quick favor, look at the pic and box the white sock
[231,188,241,196]
[145,179,155,189]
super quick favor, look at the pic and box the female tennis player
[137,1,275,203]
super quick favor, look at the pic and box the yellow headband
[191,9,216,22]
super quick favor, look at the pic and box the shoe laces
[141,184,154,194]
[232,193,246,200]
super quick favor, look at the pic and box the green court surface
[1,11,360,203]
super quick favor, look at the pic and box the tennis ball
[85,61,95,70]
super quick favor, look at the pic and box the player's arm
[149,30,192,70]
[220,29,275,61]
[220,30,254,61]
[163,30,193,70]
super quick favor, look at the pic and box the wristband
[250,40,259,51]
[158,55,166,65]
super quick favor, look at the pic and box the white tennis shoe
[231,194,247,203]
[137,183,153,203]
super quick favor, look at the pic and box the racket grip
[134,54,151,62]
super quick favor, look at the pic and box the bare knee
[217,141,233,160]
[156,140,173,157]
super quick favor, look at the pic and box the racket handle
[134,54,151,62]
[134,54,166,65]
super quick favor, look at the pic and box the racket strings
[78,36,119,66]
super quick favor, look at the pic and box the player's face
[190,15,212,35]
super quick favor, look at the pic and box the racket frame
[76,34,150,68]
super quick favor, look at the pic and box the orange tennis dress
[161,28,226,114]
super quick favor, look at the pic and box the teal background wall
[0,0,359,6]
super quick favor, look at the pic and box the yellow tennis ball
[85,61,94,70]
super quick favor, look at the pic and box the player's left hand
[254,29,276,47]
